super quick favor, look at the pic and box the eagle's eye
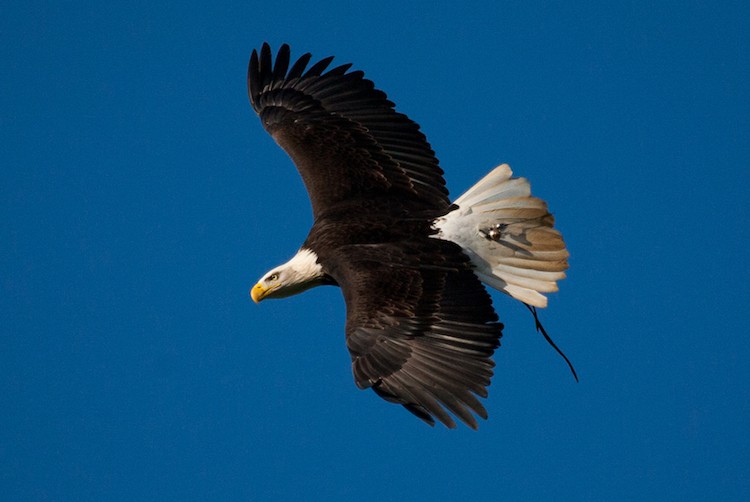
[267,273,279,282]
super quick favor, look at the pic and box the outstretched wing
[330,239,503,429]
[248,43,450,219]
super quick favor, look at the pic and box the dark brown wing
[247,43,450,219]
[328,239,503,429]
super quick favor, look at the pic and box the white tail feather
[435,164,568,308]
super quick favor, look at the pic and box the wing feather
[286,52,312,79]
[248,43,450,218]
[328,239,503,429]
[303,55,335,77]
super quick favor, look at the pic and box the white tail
[435,164,568,308]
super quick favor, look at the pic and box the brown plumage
[247,43,572,429]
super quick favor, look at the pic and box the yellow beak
[250,283,267,303]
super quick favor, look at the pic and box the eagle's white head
[251,248,327,302]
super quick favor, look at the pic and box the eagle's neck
[285,248,325,284]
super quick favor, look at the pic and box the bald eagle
[248,43,574,429]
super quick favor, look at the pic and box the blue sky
[2,1,749,500]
